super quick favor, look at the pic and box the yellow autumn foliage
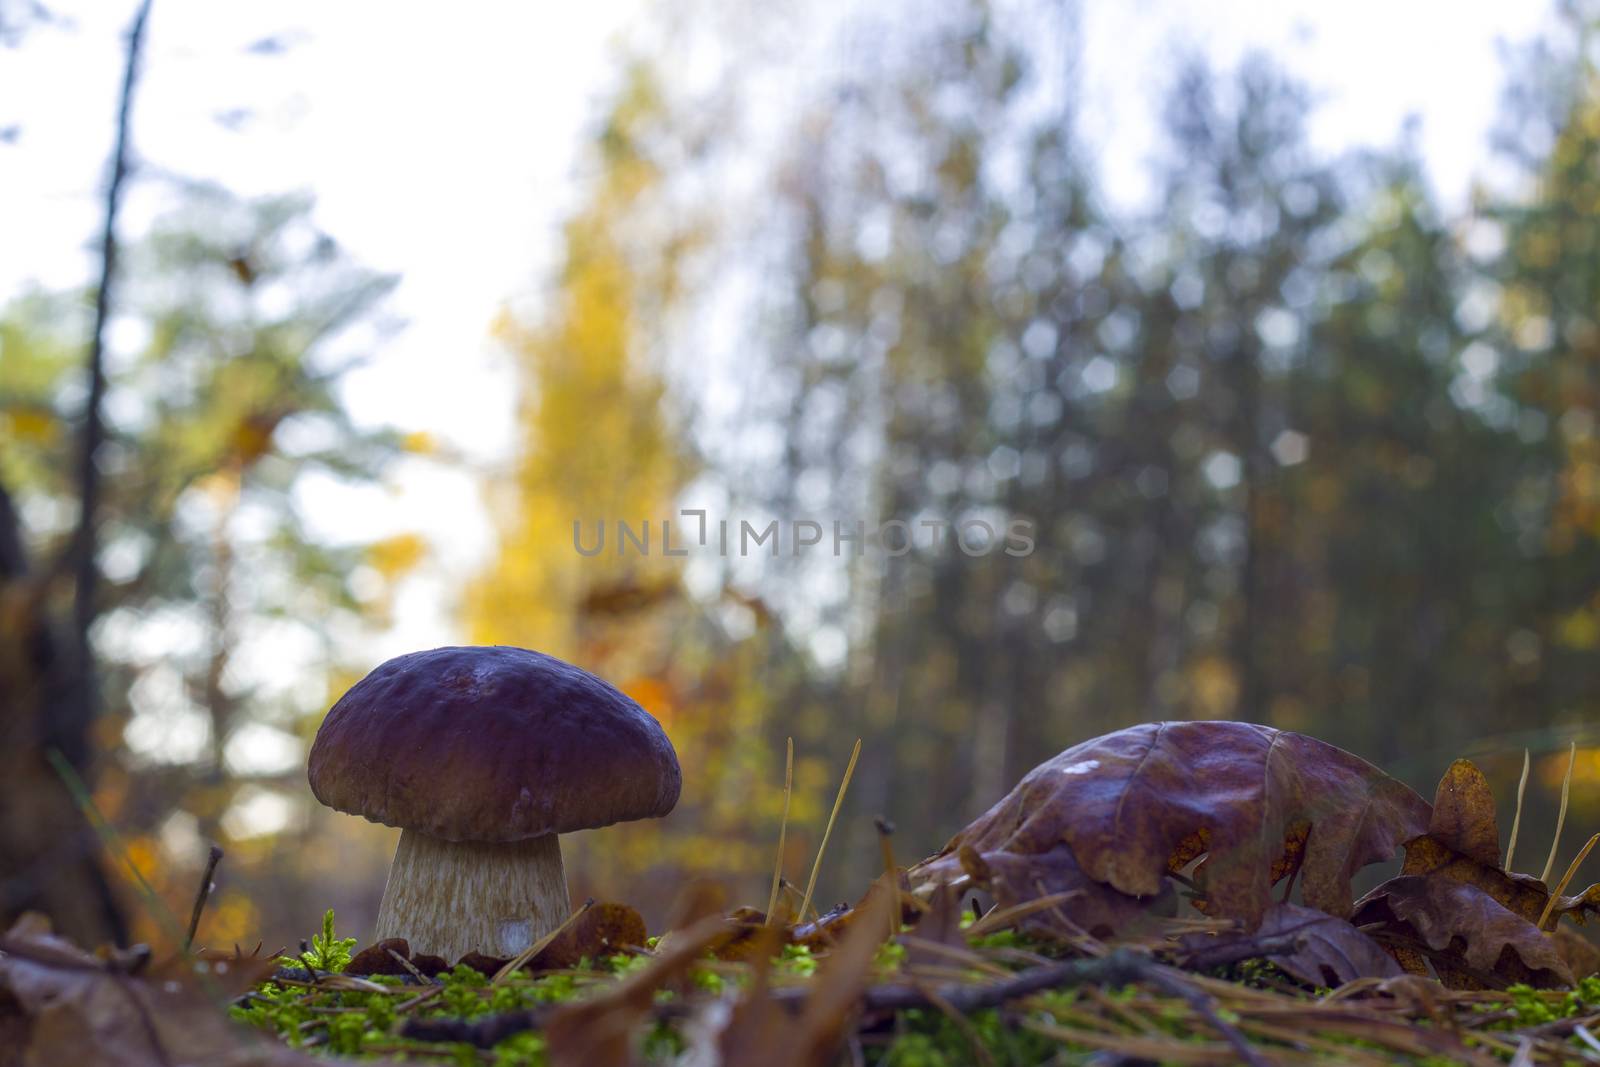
[466,65,691,671]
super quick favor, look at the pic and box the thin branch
[1540,742,1577,884]
[183,844,223,952]
[64,0,154,731]
[401,949,1157,1048]
[1505,748,1531,872]
[765,736,794,923]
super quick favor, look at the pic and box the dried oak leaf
[545,916,735,1067]
[1352,875,1573,989]
[345,938,414,977]
[147,944,281,1001]
[1426,759,1501,866]
[1181,903,1402,987]
[457,952,510,976]
[902,882,965,969]
[956,841,1174,940]
[708,910,781,964]
[911,721,1429,928]
[791,903,857,951]
[1554,925,1600,981]
[0,914,325,1067]
[715,885,898,1067]
[1397,758,1600,931]
[410,953,449,976]
[532,902,648,970]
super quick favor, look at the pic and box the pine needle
[876,816,899,940]
[798,737,862,924]
[1537,831,1600,931]
[1505,748,1530,872]
[46,747,185,949]
[765,737,795,925]
[1540,741,1577,884]
[491,898,594,984]
[184,844,225,952]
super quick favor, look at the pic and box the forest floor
[5,722,1600,1065]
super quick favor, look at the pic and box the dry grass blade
[963,889,1085,939]
[1143,965,1274,1067]
[1505,748,1531,871]
[276,973,394,993]
[792,881,895,1056]
[895,936,1014,979]
[1232,1005,1498,1065]
[386,947,433,985]
[1541,741,1577,884]
[909,976,996,1067]
[766,736,795,924]
[46,748,186,951]
[1235,1019,1392,1067]
[875,816,899,940]
[395,985,446,1013]
[1082,984,1161,1035]
[1575,1024,1600,1056]
[491,898,594,984]
[798,737,861,923]
[542,915,734,1066]
[1021,1020,1244,1066]
[1536,831,1600,930]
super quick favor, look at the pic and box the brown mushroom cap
[308,646,681,842]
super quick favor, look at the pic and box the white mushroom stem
[373,829,570,962]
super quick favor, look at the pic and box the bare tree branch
[62,0,153,752]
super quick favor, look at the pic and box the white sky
[0,0,1560,663]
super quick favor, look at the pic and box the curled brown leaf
[1353,875,1573,989]
[911,721,1429,929]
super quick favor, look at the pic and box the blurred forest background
[5,0,1600,952]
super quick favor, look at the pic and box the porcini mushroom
[307,645,680,962]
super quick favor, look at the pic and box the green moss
[872,1007,1066,1066]
[283,909,358,974]
[490,1033,547,1066]
[237,907,1598,1065]
[875,940,907,972]
[778,943,817,977]
[691,966,726,995]
[966,929,1027,952]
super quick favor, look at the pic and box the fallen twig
[184,845,224,953]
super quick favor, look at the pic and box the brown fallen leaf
[709,915,787,963]
[531,902,648,970]
[148,943,281,1001]
[345,937,416,977]
[666,880,732,930]
[703,924,788,1064]
[950,841,1175,940]
[410,953,449,976]
[911,721,1429,928]
[721,879,898,1067]
[544,916,734,1067]
[902,882,966,969]
[0,914,331,1067]
[1396,759,1600,932]
[457,951,512,976]
[1181,903,1402,987]
[1552,925,1600,980]
[1557,882,1600,922]
[1427,759,1502,867]
[349,907,651,980]
[791,902,856,950]
[1352,874,1573,989]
